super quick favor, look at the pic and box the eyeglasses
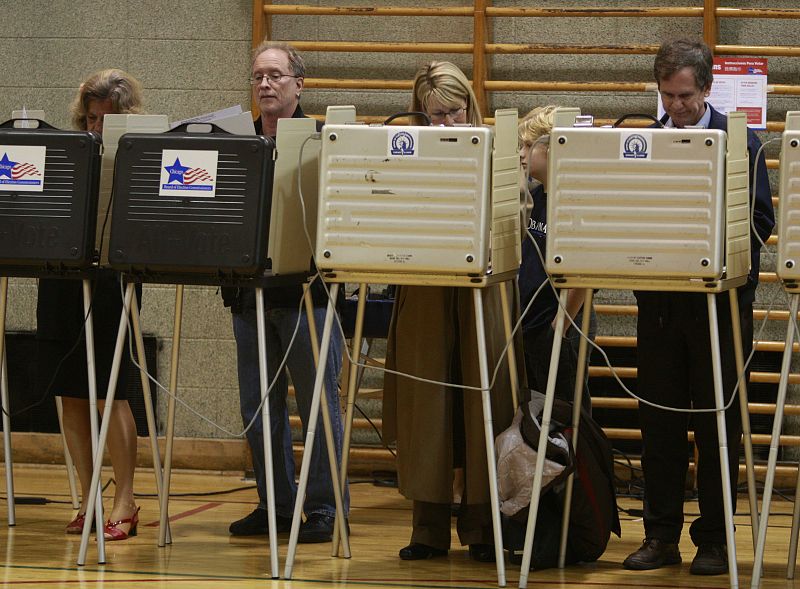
[249,72,300,86]
[429,106,466,122]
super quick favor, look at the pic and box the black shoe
[229,508,291,536]
[299,514,335,543]
[469,544,496,563]
[399,543,448,560]
[690,543,728,576]
[623,538,681,570]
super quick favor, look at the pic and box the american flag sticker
[158,148,218,198]
[0,145,46,193]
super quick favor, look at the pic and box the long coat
[382,282,521,505]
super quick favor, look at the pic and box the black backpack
[504,392,621,569]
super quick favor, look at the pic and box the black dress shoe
[229,508,291,536]
[399,543,448,560]
[299,514,335,543]
[690,543,728,576]
[469,544,496,562]
[622,538,681,570]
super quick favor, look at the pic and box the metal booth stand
[76,114,348,579]
[751,110,800,588]
[282,107,521,587]
[517,112,756,589]
[0,118,164,563]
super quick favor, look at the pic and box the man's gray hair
[251,40,306,77]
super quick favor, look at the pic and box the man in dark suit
[622,38,774,575]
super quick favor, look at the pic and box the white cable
[525,128,780,414]
[751,136,781,252]
[116,266,311,438]
[298,133,536,395]
[114,127,780,435]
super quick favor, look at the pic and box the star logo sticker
[0,153,18,179]
[165,157,190,184]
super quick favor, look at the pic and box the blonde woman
[382,61,518,563]
[37,69,142,540]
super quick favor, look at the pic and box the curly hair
[70,69,143,131]
[410,61,481,126]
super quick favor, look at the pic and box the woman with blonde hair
[382,61,518,563]
[37,68,143,540]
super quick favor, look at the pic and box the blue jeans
[232,303,348,519]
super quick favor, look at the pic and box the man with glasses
[223,41,348,543]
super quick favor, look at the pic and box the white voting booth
[516,110,755,589]
[281,107,522,587]
[751,110,800,588]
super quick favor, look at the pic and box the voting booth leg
[788,450,800,578]
[499,281,520,411]
[1,349,13,527]
[518,289,568,588]
[473,287,507,587]
[785,302,800,580]
[284,283,350,579]
[706,293,739,586]
[750,293,798,587]
[0,277,14,527]
[55,396,81,509]
[158,285,184,548]
[129,292,170,544]
[334,282,367,556]
[82,280,106,562]
[254,288,280,578]
[77,283,135,565]
[729,289,759,548]
[558,288,594,568]
[301,284,350,557]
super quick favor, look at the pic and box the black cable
[134,485,258,498]
[353,401,396,459]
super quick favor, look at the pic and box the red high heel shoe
[66,512,93,534]
[103,506,140,541]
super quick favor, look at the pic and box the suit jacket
[657,104,775,302]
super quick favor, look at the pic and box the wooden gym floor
[2,463,800,588]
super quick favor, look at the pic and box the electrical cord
[118,273,311,439]
[38,124,781,467]
[297,133,542,397]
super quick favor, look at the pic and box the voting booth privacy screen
[315,112,520,281]
[0,121,101,272]
[108,128,275,278]
[545,122,750,290]
[777,112,800,285]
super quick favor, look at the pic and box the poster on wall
[657,57,768,130]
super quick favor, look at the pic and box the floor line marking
[143,501,222,527]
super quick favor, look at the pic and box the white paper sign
[709,57,768,129]
[159,149,218,198]
[0,145,46,192]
